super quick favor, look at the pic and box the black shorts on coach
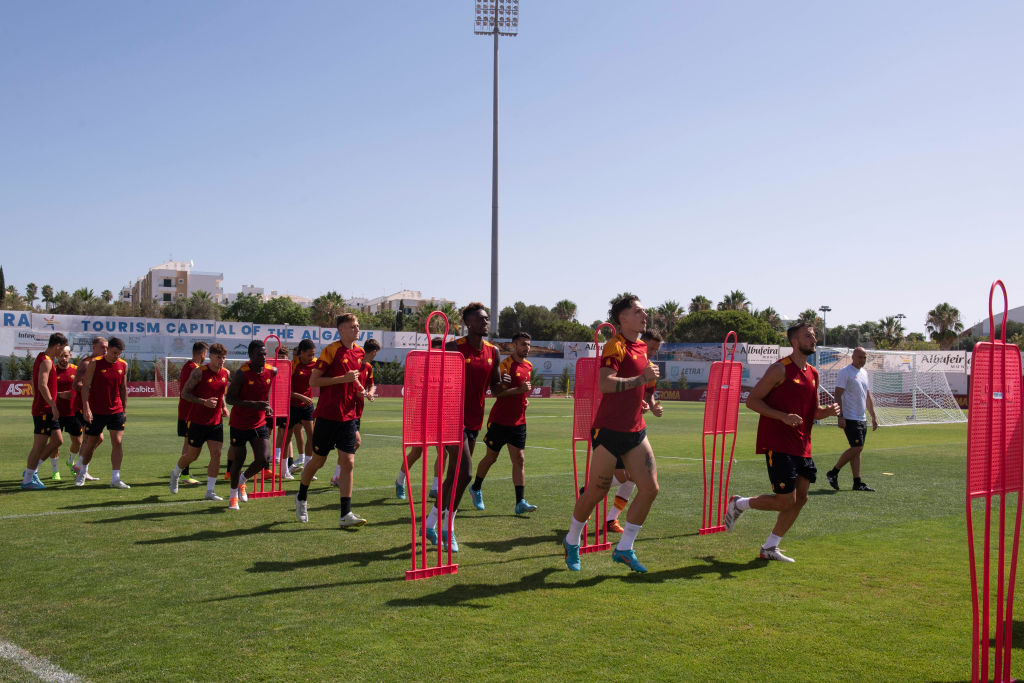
[843,420,867,448]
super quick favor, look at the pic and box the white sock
[172,465,182,477]
[22,469,33,485]
[33,462,42,474]
[239,473,248,486]
[74,456,83,468]
[230,487,239,498]
[274,447,281,462]
[333,464,341,479]
[111,469,120,482]
[616,522,642,551]
[207,476,217,493]
[396,471,406,487]
[442,509,456,535]
[432,476,439,491]
[51,458,60,472]
[737,497,752,511]
[764,533,783,549]
[425,506,439,530]
[611,474,624,487]
[81,463,89,475]
[566,515,587,546]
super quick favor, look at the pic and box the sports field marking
[0,639,84,683]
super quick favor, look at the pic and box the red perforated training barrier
[402,312,465,580]
[251,335,290,499]
[967,281,1024,683]
[570,323,615,554]
[700,331,743,534]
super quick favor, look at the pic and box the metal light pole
[475,1,519,336]
[818,305,831,346]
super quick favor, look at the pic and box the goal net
[155,356,250,398]
[811,347,966,427]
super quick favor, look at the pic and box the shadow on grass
[56,494,165,510]
[135,520,295,544]
[985,618,1024,650]
[247,544,410,573]
[202,573,408,603]
[808,489,838,497]
[386,556,768,609]
[89,505,224,523]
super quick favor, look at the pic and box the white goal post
[155,356,250,398]
[813,348,966,427]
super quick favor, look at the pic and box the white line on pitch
[0,639,84,683]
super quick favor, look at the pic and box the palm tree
[101,289,113,304]
[797,309,824,340]
[689,295,712,313]
[188,291,220,320]
[755,306,783,332]
[25,283,38,309]
[653,300,684,335]
[717,290,750,311]
[874,315,905,349]
[41,284,54,310]
[925,302,964,349]
[553,299,577,322]
[310,291,347,327]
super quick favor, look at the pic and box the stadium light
[818,305,831,346]
[475,0,519,336]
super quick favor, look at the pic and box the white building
[355,290,454,315]
[130,260,225,307]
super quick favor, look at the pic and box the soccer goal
[814,347,966,427]
[155,356,249,398]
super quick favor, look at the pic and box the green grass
[0,397,1011,681]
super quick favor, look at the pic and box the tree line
[0,267,971,349]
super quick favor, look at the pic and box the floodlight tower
[475,0,519,336]
[819,305,831,346]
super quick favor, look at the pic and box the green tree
[101,289,113,304]
[754,307,783,332]
[256,297,310,326]
[0,266,5,302]
[2,286,27,311]
[688,295,712,313]
[652,300,684,336]
[372,360,404,385]
[717,290,750,312]
[188,291,221,320]
[223,293,264,322]
[925,302,964,350]
[553,299,578,322]
[873,316,905,349]
[671,310,783,344]
[41,284,54,309]
[310,291,347,327]
[162,298,191,319]
[25,283,38,308]
[796,309,824,341]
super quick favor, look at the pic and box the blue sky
[2,1,1022,334]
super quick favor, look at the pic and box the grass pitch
[0,397,1008,681]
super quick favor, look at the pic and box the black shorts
[485,423,527,451]
[86,412,126,436]
[188,422,224,447]
[289,403,314,425]
[591,427,647,469]
[177,418,189,437]
[764,450,817,494]
[311,418,358,456]
[59,414,83,437]
[33,414,58,436]
[229,425,270,449]
[275,415,289,430]
[463,428,480,446]
[843,420,868,448]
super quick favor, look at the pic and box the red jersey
[313,341,364,422]
[31,352,58,417]
[229,363,276,429]
[54,363,77,417]
[290,359,316,407]
[355,361,375,418]
[488,357,532,427]
[188,364,230,426]
[755,356,820,458]
[88,356,127,415]
[72,359,90,414]
[177,360,200,421]
[593,334,648,433]
[454,337,500,431]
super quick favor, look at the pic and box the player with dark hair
[69,337,107,480]
[48,345,77,481]
[21,332,69,490]
[297,314,367,527]
[606,329,664,533]
[422,302,503,552]
[224,339,277,510]
[724,322,841,562]
[76,337,130,488]
[332,337,379,486]
[287,339,318,477]
[468,331,539,515]
[563,295,660,573]
[171,343,231,500]
[176,341,209,486]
